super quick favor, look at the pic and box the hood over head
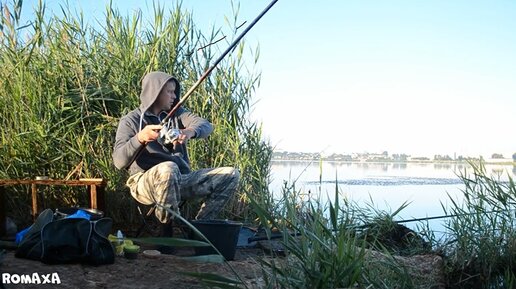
[139,71,181,113]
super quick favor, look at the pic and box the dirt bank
[1,247,268,289]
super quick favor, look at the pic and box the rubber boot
[158,221,175,254]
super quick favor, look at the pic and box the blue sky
[20,0,516,158]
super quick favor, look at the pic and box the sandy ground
[1,246,270,289]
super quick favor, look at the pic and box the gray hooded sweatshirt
[112,71,213,175]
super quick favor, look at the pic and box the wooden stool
[0,178,106,238]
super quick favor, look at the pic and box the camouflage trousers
[126,161,239,223]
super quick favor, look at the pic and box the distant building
[410,156,430,161]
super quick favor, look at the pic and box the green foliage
[353,203,433,257]
[0,1,272,224]
[442,161,516,289]
[249,182,440,288]
[249,185,367,289]
[249,164,516,289]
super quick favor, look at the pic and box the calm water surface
[269,160,516,235]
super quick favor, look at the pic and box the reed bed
[0,0,272,225]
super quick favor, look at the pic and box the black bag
[15,208,115,265]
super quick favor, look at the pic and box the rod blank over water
[126,0,279,169]
[247,209,515,242]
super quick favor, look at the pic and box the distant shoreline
[271,158,516,166]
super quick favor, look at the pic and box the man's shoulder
[120,108,142,121]
[117,108,143,128]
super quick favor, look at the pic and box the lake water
[269,160,516,236]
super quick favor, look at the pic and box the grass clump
[250,181,440,289]
[442,162,516,289]
[250,183,366,289]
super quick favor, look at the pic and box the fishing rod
[395,209,514,224]
[160,0,278,125]
[247,208,515,242]
[126,0,279,169]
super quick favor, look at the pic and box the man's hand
[137,124,162,144]
[175,128,196,144]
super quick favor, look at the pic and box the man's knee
[155,161,181,177]
[220,167,240,193]
[226,167,240,183]
[221,167,239,197]
[214,166,238,178]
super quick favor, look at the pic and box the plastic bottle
[115,230,124,256]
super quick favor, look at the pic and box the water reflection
[306,177,463,186]
[271,160,516,179]
[392,163,407,169]
[434,163,452,170]
[269,160,515,235]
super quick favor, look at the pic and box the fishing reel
[158,125,181,146]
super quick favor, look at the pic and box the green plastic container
[124,244,140,260]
